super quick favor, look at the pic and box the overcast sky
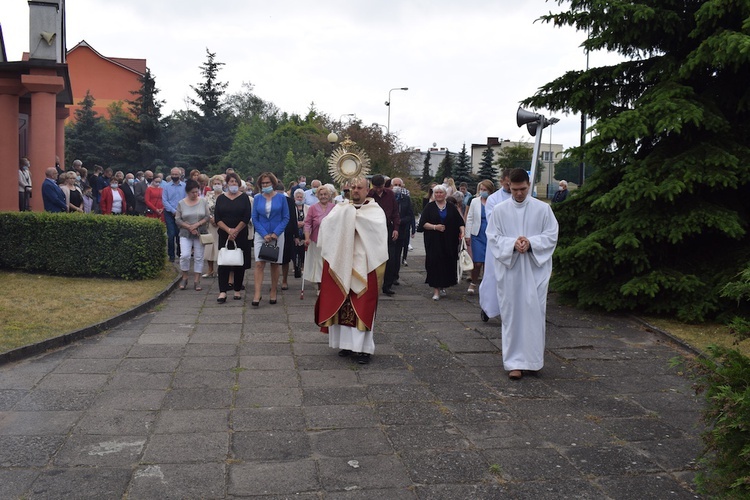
[3,0,622,153]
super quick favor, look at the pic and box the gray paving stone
[402,450,493,484]
[366,384,435,403]
[318,455,412,490]
[14,389,98,411]
[228,460,319,496]
[384,425,471,453]
[482,447,583,481]
[90,389,166,411]
[413,483,508,499]
[137,333,190,345]
[238,342,293,356]
[171,369,235,389]
[327,487,417,499]
[126,344,184,358]
[162,388,233,410]
[117,357,180,373]
[0,389,28,410]
[0,435,64,466]
[502,478,605,499]
[177,355,237,371]
[305,404,379,430]
[237,369,299,388]
[0,411,81,435]
[239,355,295,370]
[596,474,699,499]
[184,344,238,357]
[0,370,46,389]
[375,402,453,426]
[310,428,393,457]
[562,444,662,476]
[0,468,38,498]
[299,369,360,387]
[106,372,172,391]
[525,417,613,447]
[232,407,305,432]
[142,431,228,462]
[302,387,369,406]
[53,434,146,467]
[234,387,303,408]
[73,409,157,435]
[26,467,131,499]
[66,344,132,359]
[52,357,120,374]
[33,373,109,391]
[232,430,311,460]
[154,409,230,434]
[129,463,226,499]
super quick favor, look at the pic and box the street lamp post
[385,87,408,134]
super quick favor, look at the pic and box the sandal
[508,370,523,380]
[179,279,188,290]
[194,282,202,291]
[467,284,477,295]
[281,284,289,290]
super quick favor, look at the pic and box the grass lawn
[642,316,750,358]
[0,268,177,354]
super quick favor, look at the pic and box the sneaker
[402,260,408,266]
[440,288,447,297]
[408,244,413,251]
[357,353,371,364]
[432,294,440,301]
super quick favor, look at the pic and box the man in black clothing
[367,174,400,296]
[390,178,414,285]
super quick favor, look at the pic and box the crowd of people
[26,158,561,378]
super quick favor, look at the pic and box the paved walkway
[0,236,704,498]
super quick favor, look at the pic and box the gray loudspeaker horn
[516,107,542,127]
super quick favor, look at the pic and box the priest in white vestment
[314,177,388,365]
[485,169,558,380]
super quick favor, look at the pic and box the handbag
[258,241,279,262]
[459,239,474,273]
[199,233,214,245]
[217,239,244,267]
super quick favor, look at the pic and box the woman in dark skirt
[417,183,465,301]
[214,172,252,303]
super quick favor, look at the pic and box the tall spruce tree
[421,150,432,186]
[65,90,105,167]
[185,49,234,171]
[453,143,473,185]
[477,145,497,182]
[128,67,165,168]
[437,149,454,180]
[525,0,750,322]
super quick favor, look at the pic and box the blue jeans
[164,211,178,260]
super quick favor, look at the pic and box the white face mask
[213,184,223,192]
[558,186,564,191]
[393,186,402,195]
[228,185,239,194]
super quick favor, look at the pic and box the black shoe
[357,353,371,364]
[251,297,261,307]
[338,349,353,357]
[269,299,277,305]
[294,269,302,278]
[393,280,400,286]
[382,288,395,296]
[217,295,227,304]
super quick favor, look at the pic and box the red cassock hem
[314,261,379,333]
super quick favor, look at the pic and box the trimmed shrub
[0,212,166,279]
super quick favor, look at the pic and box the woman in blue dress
[464,179,496,294]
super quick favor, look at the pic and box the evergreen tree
[494,143,543,183]
[436,149,454,181]
[101,101,137,170]
[128,67,165,168]
[525,0,750,322]
[65,90,105,167]
[453,143,473,185]
[185,48,234,171]
[477,145,497,182]
[421,150,432,186]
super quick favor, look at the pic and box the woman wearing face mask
[214,173,252,303]
[303,183,337,295]
[201,174,225,278]
[100,176,127,215]
[145,176,165,222]
[464,180,496,294]
[175,179,210,291]
[251,172,290,306]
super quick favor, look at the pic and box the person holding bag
[251,172,290,306]
[175,179,211,291]
[214,173,252,303]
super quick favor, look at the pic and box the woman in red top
[145,177,165,222]
[100,179,127,215]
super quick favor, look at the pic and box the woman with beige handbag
[175,179,211,291]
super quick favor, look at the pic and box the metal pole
[529,117,545,194]
[386,87,408,135]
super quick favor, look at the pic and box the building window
[541,151,554,162]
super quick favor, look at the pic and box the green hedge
[0,212,166,279]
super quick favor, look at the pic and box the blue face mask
[480,191,489,199]
[262,186,274,194]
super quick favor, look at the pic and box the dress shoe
[251,297,261,307]
[393,280,400,286]
[357,353,371,364]
[338,349,353,357]
[508,370,523,380]
[269,298,277,304]
[217,294,227,304]
[382,288,395,296]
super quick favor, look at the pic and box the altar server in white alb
[485,168,558,380]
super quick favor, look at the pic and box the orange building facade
[65,41,145,122]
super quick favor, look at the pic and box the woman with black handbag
[251,172,290,306]
[214,173,252,303]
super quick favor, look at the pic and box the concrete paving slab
[0,247,707,498]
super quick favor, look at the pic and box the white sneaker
[440,288,447,297]
[408,244,414,251]
[432,294,440,301]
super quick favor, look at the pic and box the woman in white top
[464,179,495,294]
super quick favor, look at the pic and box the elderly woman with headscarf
[417,183,465,301]
[304,183,337,294]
